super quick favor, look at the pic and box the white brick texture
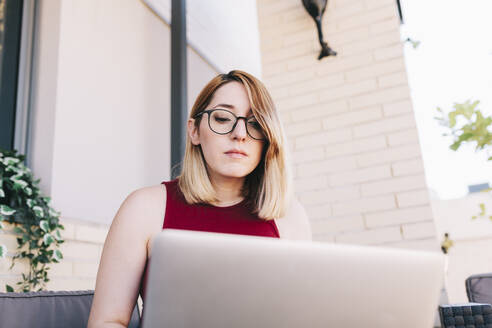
[396,189,431,208]
[331,194,396,216]
[310,215,365,234]
[328,165,392,186]
[257,0,437,249]
[365,205,434,228]
[325,135,387,158]
[402,222,438,240]
[336,226,402,245]
[322,107,382,131]
[360,174,427,196]
[356,144,422,167]
[297,157,357,178]
[392,159,425,176]
[1,218,108,291]
[387,129,420,147]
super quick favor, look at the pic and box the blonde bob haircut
[177,70,293,221]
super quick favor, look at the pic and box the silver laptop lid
[142,229,444,328]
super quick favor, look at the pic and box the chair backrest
[439,303,492,327]
[466,273,492,305]
[0,289,140,328]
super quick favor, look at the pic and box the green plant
[0,149,65,292]
[435,99,492,221]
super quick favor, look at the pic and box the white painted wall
[431,192,492,302]
[143,0,262,77]
[30,0,217,224]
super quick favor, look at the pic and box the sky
[399,0,492,199]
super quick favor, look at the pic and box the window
[0,0,23,151]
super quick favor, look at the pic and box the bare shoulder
[274,197,312,241]
[117,183,167,257]
[88,183,166,327]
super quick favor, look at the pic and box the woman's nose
[231,118,248,139]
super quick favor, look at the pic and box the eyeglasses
[193,108,266,140]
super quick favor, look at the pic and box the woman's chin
[217,169,252,179]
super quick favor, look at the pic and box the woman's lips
[225,152,247,159]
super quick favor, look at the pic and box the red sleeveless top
[138,178,280,300]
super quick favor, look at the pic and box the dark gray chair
[437,273,492,327]
[439,303,492,328]
[467,273,492,305]
[0,290,140,328]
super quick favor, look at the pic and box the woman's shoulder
[274,197,312,241]
[126,183,167,209]
[120,183,168,257]
[119,183,167,233]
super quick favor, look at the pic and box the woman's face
[188,81,266,183]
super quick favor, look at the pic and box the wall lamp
[301,0,337,60]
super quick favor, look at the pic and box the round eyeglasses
[193,109,266,140]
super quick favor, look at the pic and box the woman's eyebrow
[213,103,235,109]
[213,103,253,116]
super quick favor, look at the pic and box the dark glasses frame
[193,108,266,140]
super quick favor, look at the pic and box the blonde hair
[177,70,293,220]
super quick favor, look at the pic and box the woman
[87,70,312,327]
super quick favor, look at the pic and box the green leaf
[49,208,60,217]
[479,203,486,216]
[0,245,7,258]
[43,234,54,246]
[39,220,49,233]
[29,240,38,249]
[0,205,16,216]
[26,199,35,208]
[53,250,63,261]
[450,142,461,151]
[459,133,474,141]
[32,206,44,218]
[12,179,28,190]
[6,285,14,292]
[1,149,62,293]
[4,157,20,165]
[54,230,62,241]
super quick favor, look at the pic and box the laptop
[141,229,444,328]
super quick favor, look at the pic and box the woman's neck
[210,175,245,206]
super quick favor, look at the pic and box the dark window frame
[0,0,23,151]
[396,0,404,24]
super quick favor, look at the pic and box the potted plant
[0,149,65,292]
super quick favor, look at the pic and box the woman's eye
[248,121,261,129]
[214,116,231,122]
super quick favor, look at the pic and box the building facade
[0,0,448,304]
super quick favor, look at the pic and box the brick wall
[0,218,106,291]
[257,0,440,250]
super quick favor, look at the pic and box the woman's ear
[188,118,200,145]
